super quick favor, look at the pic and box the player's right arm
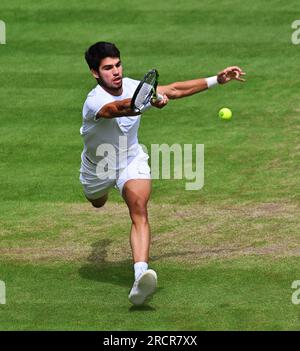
[96,98,140,119]
[96,95,168,119]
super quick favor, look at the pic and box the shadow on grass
[78,239,170,311]
[78,238,194,286]
[78,239,132,288]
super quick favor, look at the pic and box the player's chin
[112,79,122,88]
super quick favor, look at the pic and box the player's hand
[217,66,246,84]
[151,94,169,109]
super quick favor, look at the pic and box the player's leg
[116,145,156,304]
[122,179,151,263]
[122,179,157,305]
[81,180,112,209]
[85,193,108,208]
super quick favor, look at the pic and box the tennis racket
[131,69,163,113]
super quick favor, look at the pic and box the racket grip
[156,93,163,102]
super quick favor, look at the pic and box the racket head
[131,69,159,112]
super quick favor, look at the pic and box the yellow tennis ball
[219,108,232,120]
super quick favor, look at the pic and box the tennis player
[80,41,245,305]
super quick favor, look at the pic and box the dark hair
[85,41,120,71]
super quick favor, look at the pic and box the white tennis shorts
[80,144,151,200]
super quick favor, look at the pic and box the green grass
[0,0,300,330]
[0,258,300,330]
[1,258,300,331]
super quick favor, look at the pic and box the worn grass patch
[1,201,299,264]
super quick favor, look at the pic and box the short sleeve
[82,88,114,121]
[83,97,101,121]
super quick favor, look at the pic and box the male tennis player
[80,41,245,306]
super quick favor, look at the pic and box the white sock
[134,262,148,280]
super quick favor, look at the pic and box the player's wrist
[205,76,219,88]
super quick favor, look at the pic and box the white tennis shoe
[128,269,157,305]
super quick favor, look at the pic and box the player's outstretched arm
[97,95,169,119]
[157,66,246,100]
[96,98,140,119]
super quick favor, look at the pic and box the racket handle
[156,93,163,102]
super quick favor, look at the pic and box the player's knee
[91,201,106,208]
[89,194,108,208]
[130,199,148,219]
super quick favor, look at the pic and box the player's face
[97,57,123,92]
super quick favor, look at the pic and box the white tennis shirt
[80,78,141,166]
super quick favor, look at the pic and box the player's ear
[91,69,100,79]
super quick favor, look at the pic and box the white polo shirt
[80,78,141,167]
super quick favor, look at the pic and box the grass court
[0,0,300,330]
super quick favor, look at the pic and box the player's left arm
[157,66,246,99]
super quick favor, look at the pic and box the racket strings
[133,71,157,110]
[135,83,153,109]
